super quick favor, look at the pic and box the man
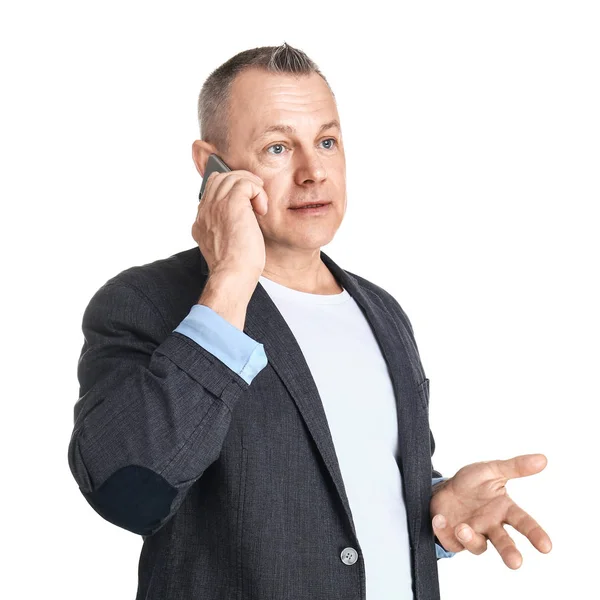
[68,43,552,600]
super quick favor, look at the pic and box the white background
[1,1,597,598]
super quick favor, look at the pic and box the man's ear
[192,140,218,177]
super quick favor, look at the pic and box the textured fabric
[177,273,456,577]
[68,246,448,600]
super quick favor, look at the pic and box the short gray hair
[197,42,334,153]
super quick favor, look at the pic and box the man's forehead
[230,69,339,140]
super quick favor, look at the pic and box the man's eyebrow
[254,119,341,141]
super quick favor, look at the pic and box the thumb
[495,453,548,481]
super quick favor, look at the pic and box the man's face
[222,68,347,254]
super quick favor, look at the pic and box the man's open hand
[430,453,552,569]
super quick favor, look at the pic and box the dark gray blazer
[68,245,445,600]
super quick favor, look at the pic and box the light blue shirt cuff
[432,476,457,559]
[173,304,268,385]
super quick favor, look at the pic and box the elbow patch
[83,465,178,536]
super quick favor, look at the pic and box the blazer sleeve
[67,281,262,537]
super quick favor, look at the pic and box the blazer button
[340,547,358,565]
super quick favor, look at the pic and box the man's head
[192,43,346,260]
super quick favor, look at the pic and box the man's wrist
[432,476,451,496]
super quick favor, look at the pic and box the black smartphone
[199,154,231,200]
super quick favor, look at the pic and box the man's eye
[321,138,337,149]
[267,144,286,155]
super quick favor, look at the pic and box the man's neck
[261,261,343,295]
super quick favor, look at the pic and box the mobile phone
[199,154,232,200]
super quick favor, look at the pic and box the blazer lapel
[199,248,425,547]
[319,251,426,546]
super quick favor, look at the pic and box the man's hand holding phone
[192,165,269,282]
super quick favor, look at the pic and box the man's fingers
[453,523,487,555]
[506,503,553,554]
[200,170,264,204]
[203,173,268,214]
[200,170,223,204]
[432,515,460,552]
[227,169,264,187]
[432,515,486,554]
[487,524,523,569]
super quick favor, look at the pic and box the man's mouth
[289,203,331,214]
[289,201,330,209]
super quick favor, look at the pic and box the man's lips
[289,201,331,209]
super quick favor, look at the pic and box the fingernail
[433,515,446,529]
[458,527,472,541]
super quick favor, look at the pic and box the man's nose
[294,148,327,184]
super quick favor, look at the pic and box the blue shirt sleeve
[432,476,457,559]
[173,304,268,384]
